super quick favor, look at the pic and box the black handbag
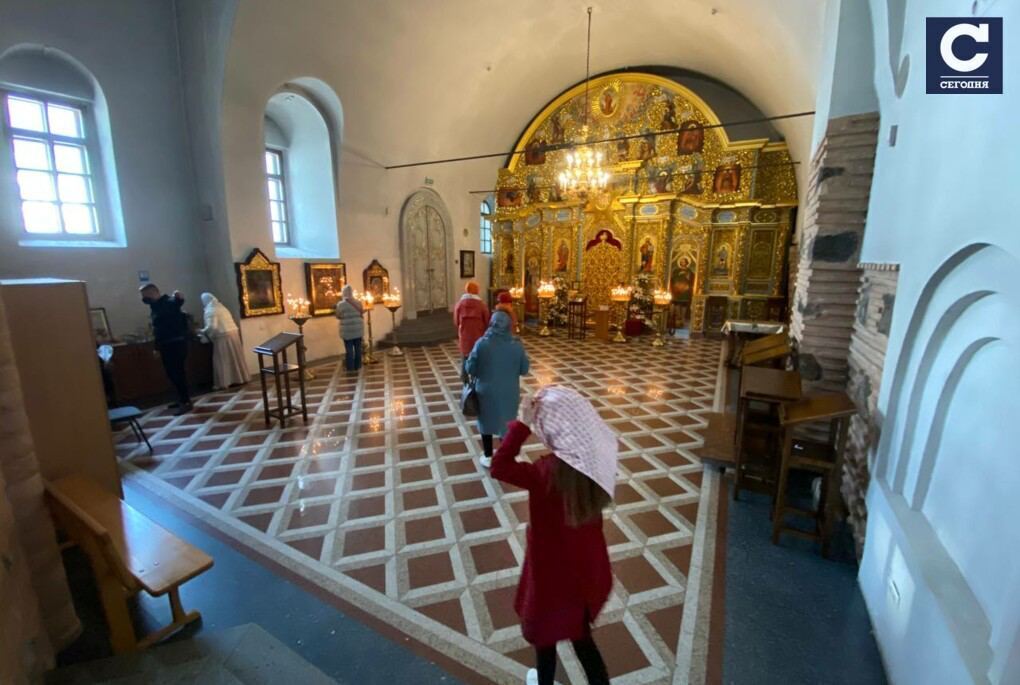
[461,377,480,417]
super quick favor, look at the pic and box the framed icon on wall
[235,248,283,317]
[363,259,390,301]
[304,262,347,316]
[460,250,476,278]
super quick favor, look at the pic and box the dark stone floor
[721,477,887,684]
[56,475,887,684]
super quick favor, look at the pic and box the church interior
[1,1,1017,684]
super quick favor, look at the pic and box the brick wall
[844,264,898,556]
[791,113,880,394]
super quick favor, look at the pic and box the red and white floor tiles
[119,335,724,684]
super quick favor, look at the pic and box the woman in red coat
[491,385,618,685]
[454,281,489,375]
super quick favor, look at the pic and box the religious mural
[491,72,797,333]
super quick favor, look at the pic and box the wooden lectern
[253,332,308,428]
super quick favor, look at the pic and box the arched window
[263,83,340,258]
[480,197,493,254]
[0,46,124,246]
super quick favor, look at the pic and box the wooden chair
[772,393,856,557]
[45,476,214,653]
[733,366,802,501]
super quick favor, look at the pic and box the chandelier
[558,146,609,195]
[557,7,610,198]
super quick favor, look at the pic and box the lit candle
[610,284,633,302]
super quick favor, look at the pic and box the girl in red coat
[491,385,618,685]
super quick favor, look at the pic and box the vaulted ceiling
[227,0,825,174]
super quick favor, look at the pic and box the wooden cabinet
[0,279,120,496]
[107,339,212,406]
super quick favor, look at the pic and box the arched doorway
[400,189,453,317]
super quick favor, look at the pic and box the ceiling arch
[225,0,824,182]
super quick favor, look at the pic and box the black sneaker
[173,402,193,416]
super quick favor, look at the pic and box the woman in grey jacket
[335,284,365,372]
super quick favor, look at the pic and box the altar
[490,72,798,335]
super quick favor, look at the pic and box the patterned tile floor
[119,335,724,684]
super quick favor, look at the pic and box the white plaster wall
[0,0,208,338]
[812,0,880,152]
[857,1,1020,683]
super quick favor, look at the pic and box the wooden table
[734,366,802,500]
[253,332,308,428]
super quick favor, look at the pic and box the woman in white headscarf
[200,293,248,390]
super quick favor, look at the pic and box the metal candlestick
[386,304,403,356]
[538,296,554,337]
[612,300,628,343]
[363,304,378,364]
[288,315,316,379]
[651,306,667,347]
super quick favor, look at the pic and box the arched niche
[399,188,455,319]
[262,78,342,259]
[869,242,1020,682]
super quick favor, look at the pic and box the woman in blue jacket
[465,311,530,468]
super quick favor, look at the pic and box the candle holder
[652,288,672,347]
[537,280,556,337]
[509,286,524,335]
[360,291,379,365]
[286,295,316,379]
[609,285,632,343]
[383,289,403,356]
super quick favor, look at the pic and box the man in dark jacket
[140,283,192,414]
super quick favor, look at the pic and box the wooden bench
[45,476,214,653]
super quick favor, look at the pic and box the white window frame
[265,147,291,246]
[480,197,493,254]
[1,89,111,241]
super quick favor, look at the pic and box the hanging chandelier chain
[584,6,592,132]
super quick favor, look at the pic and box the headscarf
[531,385,618,497]
[341,284,354,300]
[465,281,480,295]
[497,291,513,304]
[482,310,512,339]
[200,292,238,336]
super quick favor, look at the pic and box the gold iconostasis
[491,72,797,334]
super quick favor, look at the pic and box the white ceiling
[227,0,826,175]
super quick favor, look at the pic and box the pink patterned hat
[531,385,618,498]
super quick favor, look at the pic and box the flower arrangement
[546,276,570,326]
